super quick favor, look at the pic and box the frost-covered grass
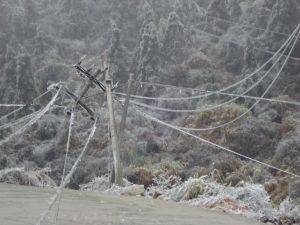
[80,173,299,223]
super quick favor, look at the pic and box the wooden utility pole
[119,73,134,138]
[101,53,123,186]
[74,69,102,108]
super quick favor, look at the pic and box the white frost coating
[276,199,300,220]
[0,110,40,130]
[159,178,275,219]
[114,88,300,106]
[0,104,26,107]
[175,25,300,131]
[54,111,75,223]
[0,167,24,177]
[36,118,97,225]
[135,108,300,178]
[0,88,53,124]
[132,26,300,132]
[0,105,62,131]
[0,107,25,123]
[117,24,300,103]
[0,87,62,147]
[130,26,298,113]
[0,167,56,187]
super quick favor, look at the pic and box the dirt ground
[0,184,263,225]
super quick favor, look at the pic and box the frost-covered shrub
[264,179,289,205]
[289,179,300,203]
[17,146,34,163]
[213,154,242,178]
[225,118,280,158]
[35,115,58,140]
[183,178,205,200]
[34,64,70,96]
[32,145,56,167]
[0,153,12,169]
[146,139,161,154]
[0,167,56,187]
[274,136,300,170]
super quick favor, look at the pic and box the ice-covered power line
[36,118,97,225]
[124,24,299,107]
[114,87,300,106]
[0,86,62,147]
[54,111,75,223]
[0,104,26,107]
[189,17,300,61]
[0,110,40,131]
[0,107,25,123]
[190,22,300,62]
[174,24,300,131]
[0,88,54,124]
[128,26,298,113]
[135,108,300,178]
[190,1,300,60]
[0,104,64,131]
[130,27,300,132]
[205,15,290,37]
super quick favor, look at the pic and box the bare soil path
[0,184,263,225]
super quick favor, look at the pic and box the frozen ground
[0,184,263,225]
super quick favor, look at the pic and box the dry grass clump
[124,166,154,187]
[137,167,154,187]
[183,178,205,200]
[159,160,184,177]
[186,52,216,70]
[264,178,289,206]
[182,103,248,130]
[0,167,56,187]
[213,155,242,179]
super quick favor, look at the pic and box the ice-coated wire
[114,89,300,106]
[0,87,62,147]
[0,111,40,131]
[0,107,25,123]
[0,89,54,126]
[36,118,97,225]
[0,104,25,107]
[205,15,290,37]
[0,104,63,131]
[0,167,24,177]
[54,111,75,224]
[190,20,300,61]
[114,24,299,104]
[129,25,300,132]
[174,24,300,131]
[128,25,299,113]
[135,108,300,178]
[131,35,296,112]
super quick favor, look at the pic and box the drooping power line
[135,108,300,178]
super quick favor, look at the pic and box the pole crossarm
[53,84,95,120]
[74,63,107,92]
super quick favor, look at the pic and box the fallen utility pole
[119,73,134,138]
[74,62,107,92]
[74,69,103,107]
[101,53,123,186]
[53,84,95,120]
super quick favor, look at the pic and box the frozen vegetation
[0,0,300,224]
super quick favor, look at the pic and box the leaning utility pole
[101,53,123,186]
[119,73,134,137]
